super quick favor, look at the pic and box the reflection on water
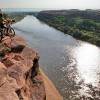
[13,16,100,100]
[73,44,100,99]
[76,44,100,84]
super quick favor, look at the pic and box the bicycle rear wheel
[7,28,15,38]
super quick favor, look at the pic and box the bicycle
[0,19,15,41]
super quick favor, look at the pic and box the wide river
[13,16,100,100]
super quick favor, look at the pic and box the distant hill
[38,10,100,22]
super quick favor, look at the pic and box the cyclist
[0,13,4,28]
[0,13,5,40]
[0,10,7,40]
[0,10,15,41]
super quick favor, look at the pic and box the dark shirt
[0,17,3,24]
[0,16,4,28]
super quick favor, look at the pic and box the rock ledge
[0,36,46,100]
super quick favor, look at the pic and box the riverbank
[0,36,62,100]
[40,69,62,100]
[37,10,100,47]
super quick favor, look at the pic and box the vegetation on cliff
[6,12,38,22]
[7,12,25,22]
[37,10,100,46]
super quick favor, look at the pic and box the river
[12,16,100,100]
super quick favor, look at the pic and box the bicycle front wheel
[7,28,15,38]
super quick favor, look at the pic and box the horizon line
[1,8,100,10]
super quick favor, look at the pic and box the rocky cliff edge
[0,36,62,100]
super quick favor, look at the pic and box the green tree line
[37,13,100,46]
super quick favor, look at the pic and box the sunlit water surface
[12,16,100,100]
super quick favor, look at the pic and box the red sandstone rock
[0,62,7,86]
[0,36,62,100]
[0,36,46,100]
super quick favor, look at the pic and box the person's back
[0,13,4,40]
[0,13,4,28]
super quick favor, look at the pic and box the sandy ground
[40,69,63,100]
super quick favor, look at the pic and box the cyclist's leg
[1,24,5,38]
[0,24,3,41]
[0,29,3,42]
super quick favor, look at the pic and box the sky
[0,0,100,10]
